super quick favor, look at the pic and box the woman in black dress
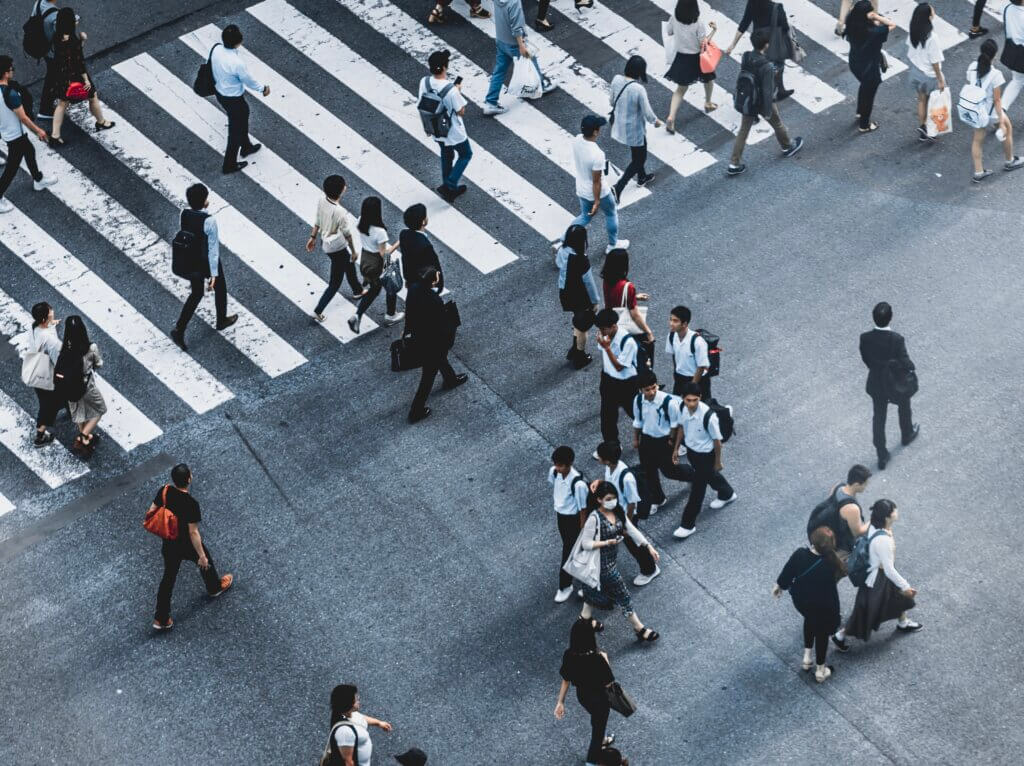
[774,526,845,683]
[843,0,896,133]
[49,7,114,146]
[554,618,617,765]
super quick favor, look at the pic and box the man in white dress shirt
[549,445,590,603]
[594,308,639,450]
[211,25,269,173]
[632,370,694,516]
[665,305,711,400]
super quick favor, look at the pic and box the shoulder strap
[618,466,634,496]
[611,80,639,112]
[619,281,631,309]
[42,6,57,18]
[207,43,219,64]
[618,331,636,354]
[634,392,643,417]
[702,405,713,432]
[794,556,823,581]
[689,330,698,353]
[658,394,674,423]
[329,720,359,760]
[868,529,887,544]
[438,81,455,98]
[161,485,169,507]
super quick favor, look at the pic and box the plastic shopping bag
[661,21,674,68]
[926,88,953,137]
[508,55,542,100]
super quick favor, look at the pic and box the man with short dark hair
[665,305,711,400]
[306,174,363,324]
[860,301,918,469]
[0,55,54,214]
[210,24,269,174]
[150,463,233,630]
[549,445,589,602]
[399,204,444,291]
[170,183,236,350]
[632,370,693,517]
[421,50,471,202]
[570,115,628,253]
[594,308,638,450]
[405,266,466,422]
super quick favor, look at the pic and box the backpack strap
[702,405,714,434]
[634,392,643,420]
[617,332,636,355]
[658,394,675,425]
[0,84,16,111]
[328,720,359,762]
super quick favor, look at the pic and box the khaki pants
[730,105,792,166]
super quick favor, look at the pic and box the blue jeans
[485,40,545,105]
[440,140,472,189]
[572,193,619,246]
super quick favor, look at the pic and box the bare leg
[573,327,588,352]
[971,128,986,173]
[88,94,108,125]
[51,100,67,139]
[667,84,689,127]
[916,92,927,127]
[703,80,716,110]
[1001,116,1014,161]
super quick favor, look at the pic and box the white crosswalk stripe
[0,286,163,452]
[0,386,89,489]
[0,493,13,517]
[331,0,651,205]
[0,200,233,414]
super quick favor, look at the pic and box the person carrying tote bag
[563,510,602,589]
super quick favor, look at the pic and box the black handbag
[605,681,637,717]
[193,44,219,97]
[390,332,422,372]
[444,299,461,329]
[884,334,918,403]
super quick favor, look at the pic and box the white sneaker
[550,239,563,253]
[801,649,814,671]
[672,526,696,539]
[710,492,737,510]
[633,566,660,586]
[815,664,832,683]
[541,77,557,95]
[996,127,1007,142]
[554,586,573,603]
[33,177,57,191]
[481,102,507,116]
[605,238,629,253]
[0,198,12,213]
[383,311,404,325]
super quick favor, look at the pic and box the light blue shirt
[605,461,641,508]
[600,326,637,379]
[210,45,263,97]
[204,216,220,275]
[548,466,589,516]
[679,401,722,454]
[632,390,682,438]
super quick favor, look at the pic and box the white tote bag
[926,88,953,137]
[562,512,601,590]
[613,282,646,335]
[661,21,675,68]
[508,53,543,100]
[20,330,54,390]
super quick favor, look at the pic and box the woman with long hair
[965,38,1024,182]
[48,7,114,146]
[28,302,61,447]
[577,481,660,642]
[774,526,845,683]
[601,248,654,370]
[844,1,895,133]
[348,196,402,334]
[726,0,795,101]
[663,0,718,133]
[324,683,392,766]
[56,314,106,458]
[907,4,947,142]
[556,224,600,370]
[554,618,618,766]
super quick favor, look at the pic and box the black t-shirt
[154,485,200,546]
[559,650,614,693]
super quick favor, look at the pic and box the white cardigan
[865,525,911,591]
[581,510,649,550]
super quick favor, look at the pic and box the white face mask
[601,499,618,510]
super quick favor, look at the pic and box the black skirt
[845,574,915,641]
[665,52,715,86]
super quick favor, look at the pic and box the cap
[580,114,607,136]
[394,748,428,766]
[428,50,450,74]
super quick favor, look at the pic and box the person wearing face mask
[576,481,660,642]
[594,441,659,586]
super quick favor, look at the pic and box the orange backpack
[143,486,179,540]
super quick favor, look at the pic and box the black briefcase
[390,333,421,372]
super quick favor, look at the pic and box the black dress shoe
[222,161,249,174]
[878,452,889,470]
[442,373,469,390]
[453,184,468,198]
[241,143,262,157]
[408,407,432,424]
[902,424,920,446]
[170,328,187,352]
[571,351,592,370]
[776,89,794,102]
[216,314,239,331]
[436,184,456,202]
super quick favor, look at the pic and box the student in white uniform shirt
[671,382,736,539]
[326,684,392,766]
[665,305,710,400]
[550,446,591,603]
[632,370,694,516]
[594,308,639,451]
[421,50,472,203]
[595,441,659,586]
[210,25,269,174]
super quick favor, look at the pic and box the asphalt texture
[2,0,1024,764]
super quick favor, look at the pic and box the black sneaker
[831,633,849,652]
[33,430,55,448]
[918,125,934,142]
[636,172,654,187]
[442,373,469,390]
[222,161,248,174]
[726,164,746,176]
[408,407,431,424]
[170,328,188,352]
[611,186,621,204]
[215,314,238,331]
[968,26,989,39]
[781,136,804,158]
[776,88,794,102]
[436,184,456,202]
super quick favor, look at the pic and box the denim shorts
[909,67,937,95]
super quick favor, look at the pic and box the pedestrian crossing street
[0,0,983,513]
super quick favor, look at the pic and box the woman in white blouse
[663,0,718,134]
[832,499,921,649]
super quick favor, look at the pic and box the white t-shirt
[906,34,943,75]
[966,61,1005,103]
[333,712,372,766]
[419,75,468,146]
[359,225,388,254]
[572,135,611,200]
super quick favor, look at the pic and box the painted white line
[331,0,650,207]
[0,199,233,414]
[250,0,574,242]
[0,492,14,517]
[550,0,771,141]
[183,24,522,272]
[72,101,369,340]
[1,135,306,380]
[880,0,966,49]
[0,286,163,451]
[0,388,89,489]
[449,0,715,177]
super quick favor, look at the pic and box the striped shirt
[609,76,658,148]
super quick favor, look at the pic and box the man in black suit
[399,204,444,292]
[859,301,919,470]
[405,266,466,423]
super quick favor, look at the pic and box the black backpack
[53,348,87,401]
[171,210,210,279]
[692,329,720,377]
[618,333,651,374]
[22,3,57,60]
[1,82,35,122]
[806,486,843,542]
[847,529,887,588]
[734,59,771,117]
[417,77,454,139]
[702,399,734,443]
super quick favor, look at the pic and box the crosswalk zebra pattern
[0,0,981,513]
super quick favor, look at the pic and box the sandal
[48,135,65,147]
[587,618,604,633]
[635,626,659,642]
[427,4,445,24]
[664,118,675,135]
[95,120,116,131]
[469,4,491,18]
[858,122,879,133]
[535,16,554,31]
[704,102,718,113]
[575,0,594,8]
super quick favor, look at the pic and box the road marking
[0,201,233,414]
[0,493,13,517]
[0,388,89,489]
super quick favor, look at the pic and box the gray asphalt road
[2,0,1023,764]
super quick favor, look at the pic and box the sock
[834,629,846,640]
[897,617,911,627]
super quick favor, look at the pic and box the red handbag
[699,41,722,74]
[64,81,90,101]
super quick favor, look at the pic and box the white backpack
[958,69,993,129]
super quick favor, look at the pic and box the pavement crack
[228,417,295,511]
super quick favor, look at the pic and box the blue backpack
[847,530,887,587]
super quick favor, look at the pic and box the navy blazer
[859,328,914,398]
[399,229,444,291]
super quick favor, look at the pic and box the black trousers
[0,135,44,199]
[536,0,551,18]
[155,541,222,621]
[623,530,657,576]
[34,387,60,429]
[638,434,694,508]
[972,0,987,27]
[803,620,829,665]
[356,273,397,318]
[680,447,733,529]
[614,141,647,196]
[672,371,711,401]
[599,373,638,445]
[411,349,457,413]
[215,93,257,171]
[176,265,227,334]
[871,394,913,458]
[856,77,881,129]
[557,513,580,589]
[578,688,611,764]
[316,251,362,314]
[40,57,60,116]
